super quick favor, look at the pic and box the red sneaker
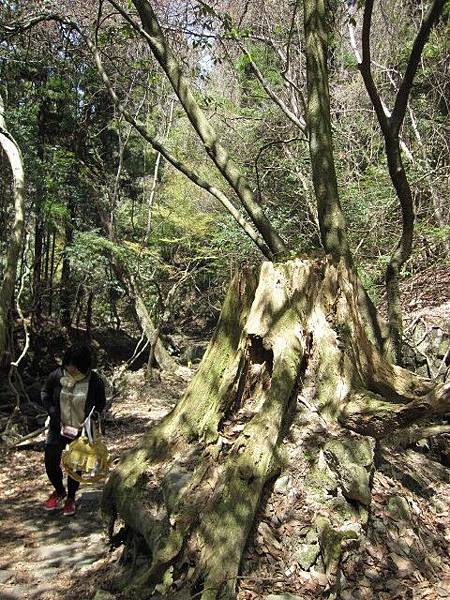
[44,491,65,511]
[62,498,76,517]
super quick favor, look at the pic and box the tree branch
[0,13,60,36]
[237,42,307,133]
[391,0,446,133]
[359,0,389,135]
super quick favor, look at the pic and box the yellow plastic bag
[62,414,110,484]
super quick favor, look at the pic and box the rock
[0,569,14,584]
[324,438,373,505]
[181,341,207,365]
[405,307,450,378]
[274,475,291,493]
[430,498,447,515]
[386,495,411,521]
[293,543,320,570]
[339,464,371,505]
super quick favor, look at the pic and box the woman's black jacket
[41,367,106,436]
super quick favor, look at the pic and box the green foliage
[342,51,358,70]
[66,231,128,292]
[417,222,450,243]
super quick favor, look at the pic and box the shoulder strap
[83,406,96,444]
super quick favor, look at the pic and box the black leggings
[44,440,80,500]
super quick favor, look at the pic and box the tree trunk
[384,134,414,366]
[357,0,446,365]
[48,229,56,316]
[32,99,48,325]
[43,229,50,310]
[303,0,351,265]
[0,94,25,354]
[85,289,94,336]
[109,285,121,330]
[145,97,175,245]
[72,285,84,330]
[103,257,449,600]
[60,200,75,327]
[32,216,44,323]
[94,197,175,371]
[110,257,176,372]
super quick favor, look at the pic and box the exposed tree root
[102,257,449,599]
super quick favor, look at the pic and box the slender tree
[0,93,25,353]
[351,0,447,363]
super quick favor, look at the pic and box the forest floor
[0,367,191,600]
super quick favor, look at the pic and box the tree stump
[102,257,450,599]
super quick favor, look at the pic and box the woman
[41,344,106,516]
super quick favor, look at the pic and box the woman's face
[65,364,83,377]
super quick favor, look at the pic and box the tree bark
[384,134,414,365]
[86,289,94,336]
[32,217,44,323]
[302,0,391,356]
[102,258,448,600]
[302,0,351,265]
[59,208,74,327]
[0,94,25,354]
[48,229,56,316]
[145,97,175,244]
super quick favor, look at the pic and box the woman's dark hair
[62,344,92,374]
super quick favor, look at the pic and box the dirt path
[0,368,191,600]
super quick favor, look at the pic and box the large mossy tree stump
[102,257,450,599]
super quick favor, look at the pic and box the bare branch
[237,43,307,133]
[0,13,60,36]
[108,0,287,257]
[282,0,300,76]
